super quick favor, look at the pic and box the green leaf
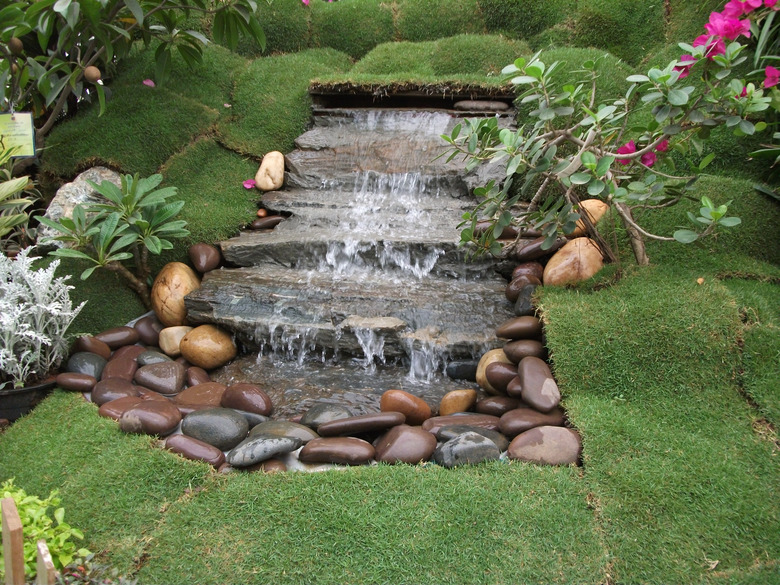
[739,119,755,135]
[718,216,741,227]
[667,88,689,106]
[123,0,144,25]
[673,229,699,243]
[52,248,94,261]
[595,155,614,177]
[570,172,591,185]
[581,151,597,170]
[699,153,716,171]
[588,180,606,196]
[627,74,650,83]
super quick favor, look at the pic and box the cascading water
[186,107,518,415]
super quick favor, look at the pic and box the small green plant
[38,173,189,308]
[0,479,91,581]
[0,143,38,253]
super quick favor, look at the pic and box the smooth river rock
[507,426,582,466]
[438,389,477,416]
[485,361,518,395]
[188,243,222,274]
[421,414,500,436]
[134,314,164,346]
[510,236,566,262]
[221,383,273,416]
[94,326,139,349]
[379,389,432,425]
[119,401,181,436]
[249,420,319,443]
[66,352,107,379]
[255,151,285,191]
[97,396,143,420]
[495,315,543,340]
[505,275,542,303]
[513,283,538,317]
[498,407,566,438]
[542,237,603,286]
[435,425,510,452]
[300,402,353,430]
[187,367,211,386]
[136,350,172,366]
[226,435,303,467]
[165,433,226,468]
[511,261,544,282]
[134,361,186,395]
[317,411,405,437]
[298,437,375,466]
[433,431,501,468]
[179,324,237,370]
[517,356,561,413]
[181,407,249,451]
[445,360,479,382]
[56,372,96,392]
[174,382,227,407]
[571,199,609,237]
[374,425,437,464]
[100,353,138,381]
[71,336,111,360]
[503,339,547,363]
[158,326,193,357]
[91,378,140,406]
[475,349,513,395]
[475,396,523,417]
[151,262,201,326]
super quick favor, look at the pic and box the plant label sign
[0,112,36,158]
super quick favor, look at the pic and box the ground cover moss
[395,0,486,42]
[309,0,394,60]
[429,35,530,77]
[236,0,310,57]
[40,85,219,181]
[217,48,353,157]
[350,41,437,77]
[665,0,725,44]
[478,0,574,40]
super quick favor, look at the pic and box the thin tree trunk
[105,261,152,308]
[615,203,649,265]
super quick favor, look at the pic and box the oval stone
[174,382,227,407]
[110,344,146,362]
[188,242,222,274]
[134,314,164,346]
[56,372,96,392]
[507,426,582,466]
[179,324,237,370]
[513,283,538,317]
[134,361,186,395]
[475,349,513,394]
[98,396,143,420]
[221,383,273,416]
[254,151,285,191]
[438,389,477,416]
[71,336,111,360]
[506,376,523,397]
[181,407,249,451]
[66,352,106,379]
[379,389,432,425]
[510,236,566,262]
[136,350,172,366]
[485,361,518,395]
[119,401,181,436]
[511,262,544,282]
[503,339,547,364]
[187,367,211,386]
[444,360,479,382]
[91,378,140,406]
[517,356,561,413]
[226,435,303,467]
[571,199,609,237]
[495,316,543,341]
[421,414,500,436]
[300,402,353,430]
[543,237,603,286]
[94,326,139,349]
[257,459,287,473]
[299,437,375,466]
[505,275,542,303]
[234,410,269,428]
[499,407,566,438]
[317,411,405,437]
[138,388,170,402]
[165,434,226,468]
[249,420,319,444]
[374,425,437,464]
[436,425,510,453]
[250,216,284,230]
[433,431,501,468]
[158,326,193,357]
[100,353,138,382]
[151,262,201,326]
[476,396,523,417]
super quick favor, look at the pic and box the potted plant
[0,247,85,421]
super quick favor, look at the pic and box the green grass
[217,48,353,157]
[666,0,725,44]
[395,0,486,42]
[350,41,437,77]
[236,0,311,57]
[40,84,219,180]
[478,0,574,40]
[309,0,395,60]
[429,35,530,77]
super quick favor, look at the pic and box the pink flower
[301,0,309,4]
[641,152,657,167]
[722,0,763,17]
[142,79,155,87]
[655,140,669,152]
[673,54,697,79]
[617,140,636,165]
[693,34,727,59]
[704,11,751,40]
[765,65,780,88]
[766,0,778,8]
[243,179,256,189]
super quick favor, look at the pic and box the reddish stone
[374,425,437,464]
[188,243,222,273]
[505,275,542,303]
[221,383,273,416]
[98,396,143,420]
[485,361,518,394]
[475,396,522,417]
[495,316,543,340]
[187,367,211,386]
[56,372,96,392]
[110,344,146,362]
[517,356,561,413]
[91,378,140,406]
[101,353,138,381]
[71,336,111,360]
[299,437,375,466]
[118,401,182,436]
[317,412,405,437]
[94,326,139,349]
[507,426,582,466]
[134,314,164,346]
[511,262,544,281]
[503,339,547,363]
[499,407,565,438]
[174,382,227,406]
[421,414,500,436]
[164,433,225,468]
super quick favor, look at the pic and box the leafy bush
[310,0,394,59]
[396,0,485,42]
[478,0,574,39]
[0,145,38,253]
[0,248,84,388]
[0,479,91,580]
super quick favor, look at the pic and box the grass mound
[217,48,353,157]
[395,0,486,42]
[236,0,310,57]
[478,0,574,40]
[309,0,394,60]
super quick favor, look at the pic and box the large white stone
[543,237,603,286]
[255,151,285,191]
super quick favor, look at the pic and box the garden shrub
[395,0,485,42]
[350,41,437,76]
[40,85,219,180]
[573,0,665,65]
[236,0,311,56]
[477,0,574,40]
[430,34,531,77]
[217,48,353,157]
[310,0,395,59]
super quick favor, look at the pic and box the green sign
[0,112,36,158]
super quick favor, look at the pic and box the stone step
[184,265,515,362]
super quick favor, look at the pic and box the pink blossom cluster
[675,0,779,88]
[617,140,669,168]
